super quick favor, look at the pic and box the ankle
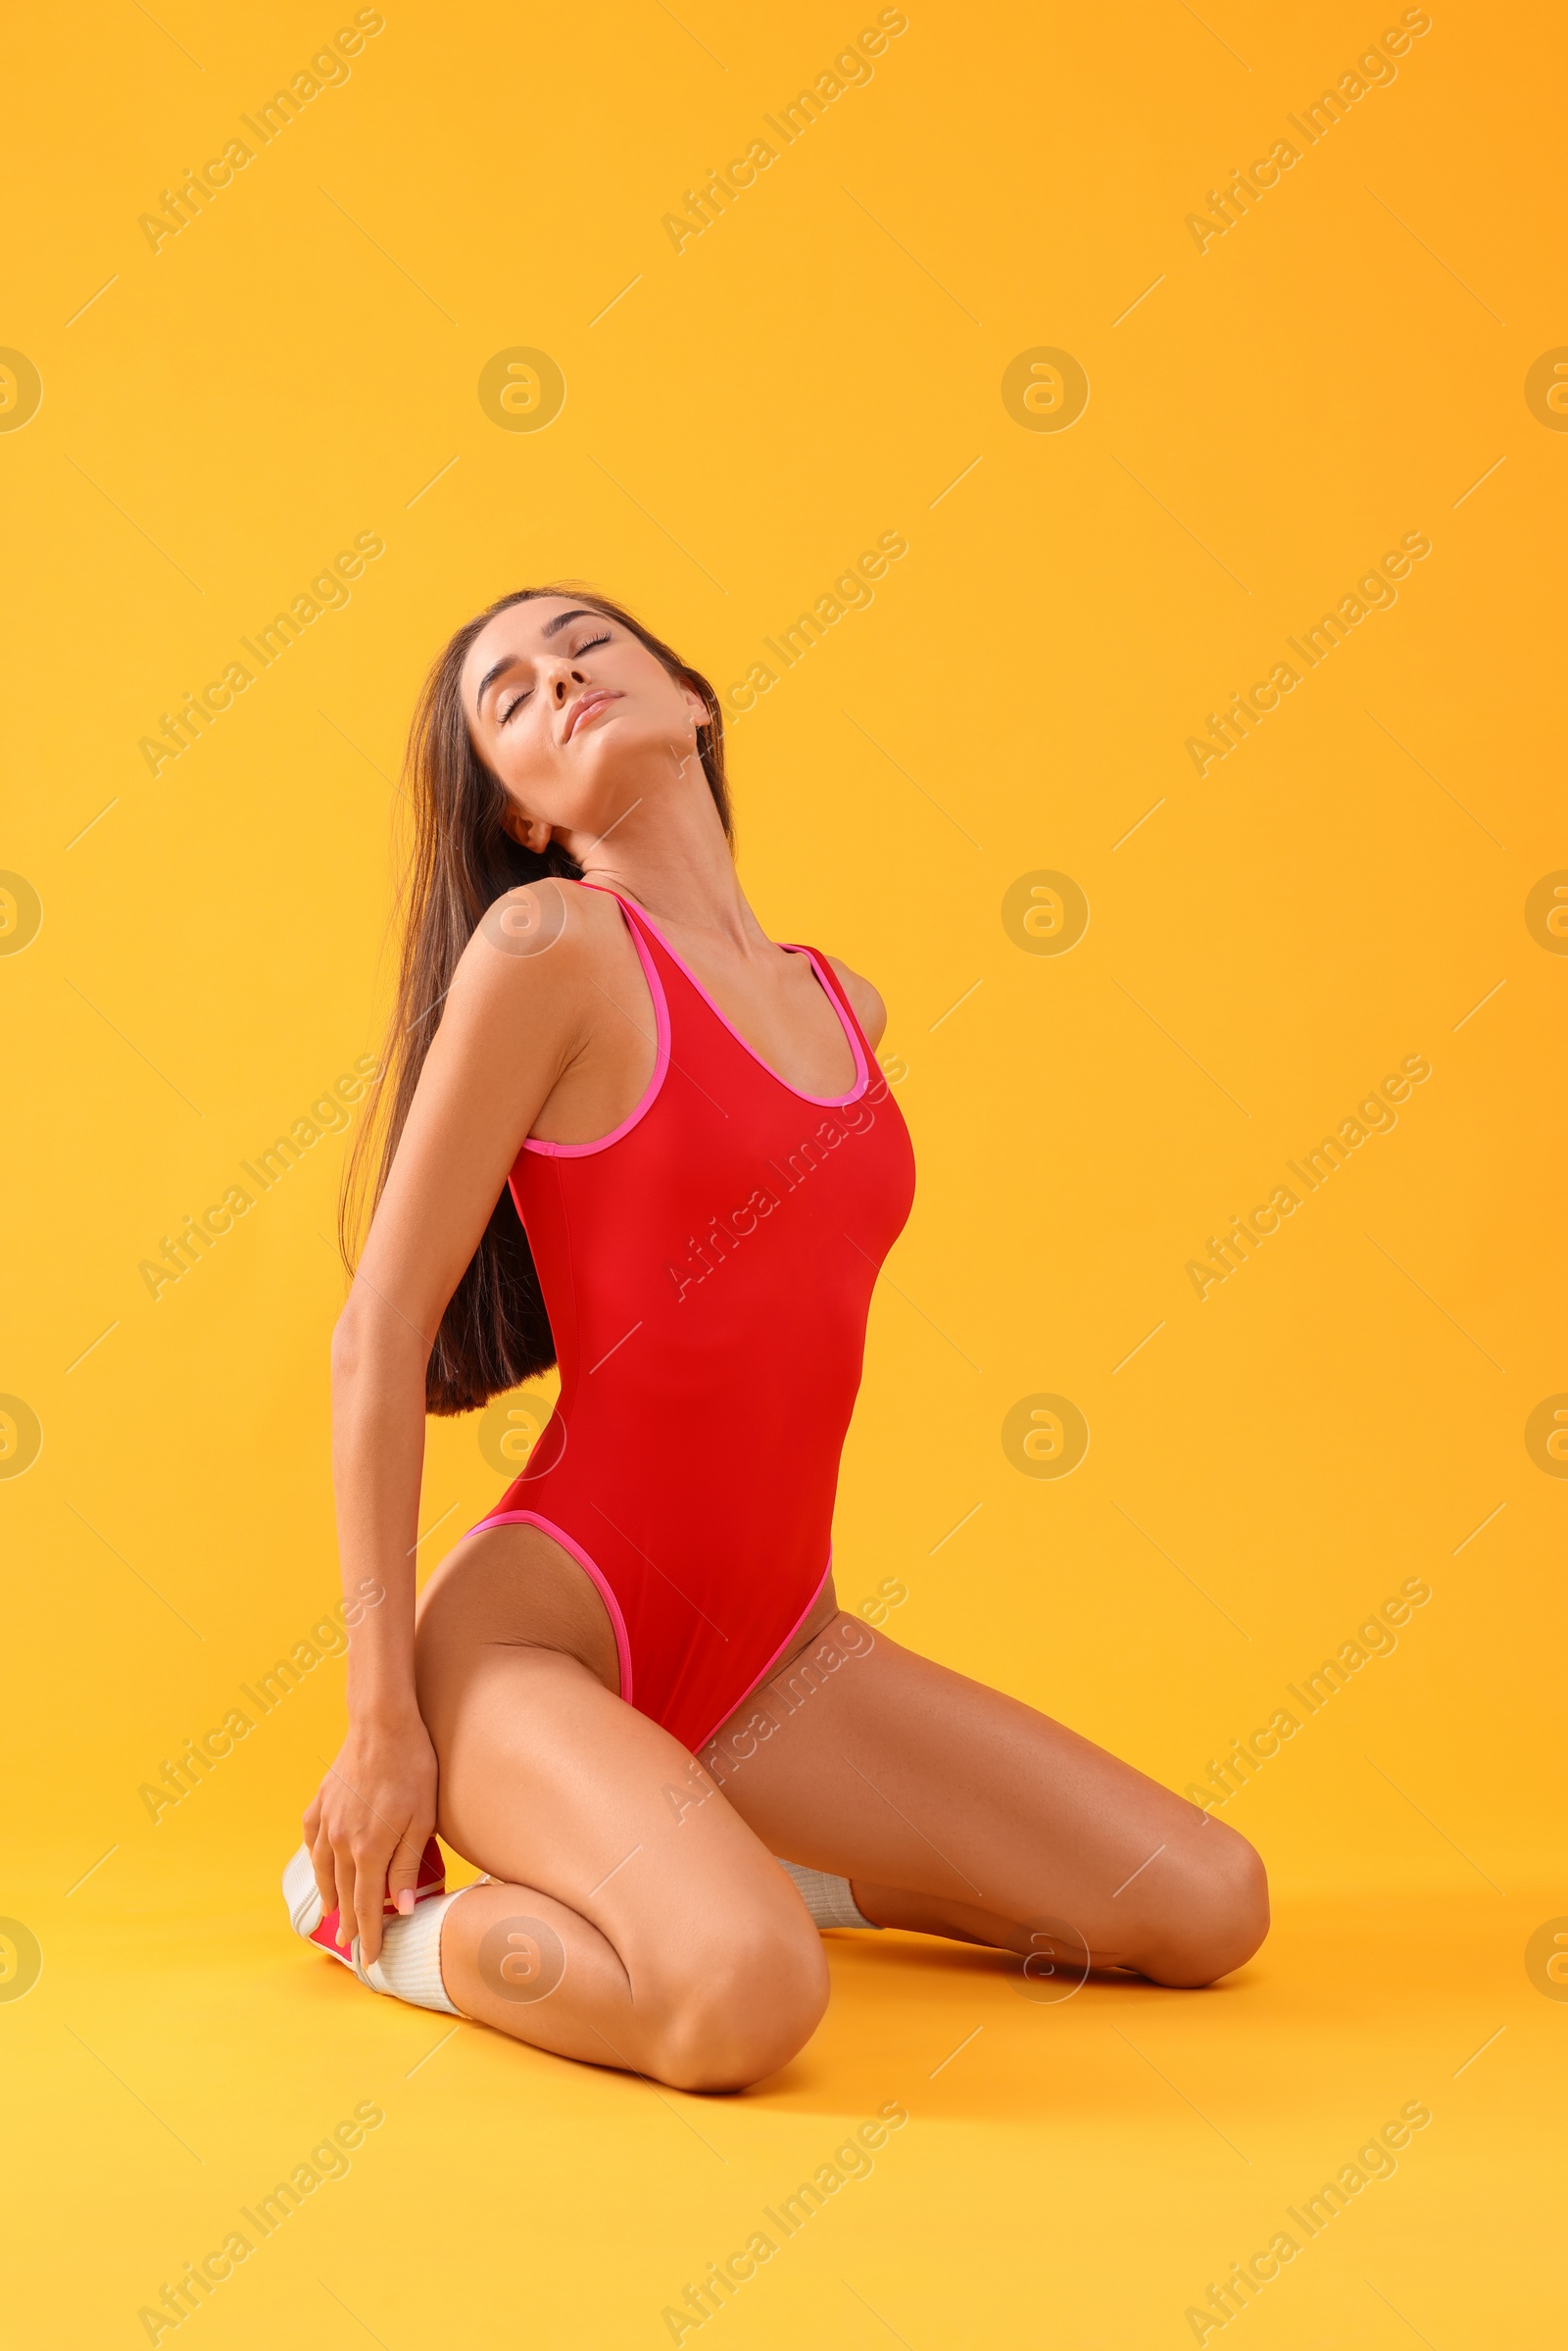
[777,1860,881,1931]
[358,1886,471,2016]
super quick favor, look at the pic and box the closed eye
[498,632,612,724]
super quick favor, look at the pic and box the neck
[564,740,765,953]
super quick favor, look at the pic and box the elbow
[331,1289,385,1388]
[331,1286,434,1391]
[330,1304,365,1389]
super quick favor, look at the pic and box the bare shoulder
[443,875,626,1041]
[822,953,887,1052]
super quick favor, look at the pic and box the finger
[333,1846,358,1952]
[355,1839,392,1967]
[308,1817,336,1912]
[384,1825,427,1919]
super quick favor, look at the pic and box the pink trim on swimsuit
[521,909,671,1156]
[463,1507,635,1709]
[606,893,869,1107]
[691,1549,836,1752]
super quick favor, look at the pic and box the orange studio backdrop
[3,0,1564,2343]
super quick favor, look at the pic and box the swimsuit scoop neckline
[579,879,868,1108]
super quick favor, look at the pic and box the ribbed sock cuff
[777,1858,881,1931]
[355,1886,466,2015]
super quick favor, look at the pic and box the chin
[580,715,679,773]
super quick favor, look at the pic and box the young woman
[283,586,1268,2090]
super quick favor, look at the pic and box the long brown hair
[339,583,734,1415]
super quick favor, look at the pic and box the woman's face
[461,596,706,851]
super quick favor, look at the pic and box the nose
[551,663,589,704]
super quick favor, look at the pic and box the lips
[564,689,620,740]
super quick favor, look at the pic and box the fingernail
[396,1889,415,1915]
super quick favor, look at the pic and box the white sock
[353,1886,470,2015]
[777,1858,881,1931]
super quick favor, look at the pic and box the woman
[283,585,1268,2090]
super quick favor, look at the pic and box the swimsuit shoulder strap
[779,940,866,1044]
[574,876,654,945]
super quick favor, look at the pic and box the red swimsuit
[466,883,916,1753]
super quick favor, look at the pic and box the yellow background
[4,0,1563,2341]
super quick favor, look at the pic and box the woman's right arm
[303,881,594,1966]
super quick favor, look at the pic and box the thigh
[702,1611,1265,1979]
[416,1519,622,1696]
[414,1542,814,1987]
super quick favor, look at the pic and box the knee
[645,1921,830,2092]
[1141,1826,1270,1988]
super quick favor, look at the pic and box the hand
[303,1713,440,1969]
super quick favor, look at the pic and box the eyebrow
[473,609,605,714]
